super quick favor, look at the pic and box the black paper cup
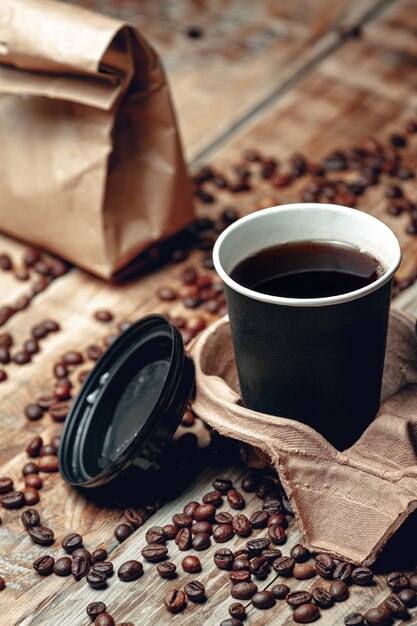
[213,203,401,450]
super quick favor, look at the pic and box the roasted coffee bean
[203,490,223,506]
[86,570,107,589]
[172,513,193,528]
[246,537,270,557]
[1,491,25,509]
[25,474,43,490]
[268,524,286,545]
[164,588,186,613]
[192,521,213,536]
[311,586,333,608]
[351,566,373,586]
[252,590,275,610]
[92,562,113,578]
[263,498,282,515]
[230,570,251,584]
[94,614,115,626]
[293,603,320,623]
[250,510,269,529]
[250,556,270,580]
[13,350,32,365]
[293,563,316,580]
[28,526,54,545]
[227,489,245,510]
[229,602,246,620]
[117,560,143,582]
[220,620,243,626]
[145,525,166,544]
[87,602,107,619]
[272,583,290,599]
[0,332,13,347]
[53,362,68,379]
[21,508,41,529]
[62,532,83,553]
[182,555,201,573]
[344,613,365,626]
[291,544,311,562]
[214,548,234,570]
[25,404,43,421]
[39,444,56,457]
[384,594,408,619]
[123,507,144,529]
[33,555,54,576]
[233,557,250,572]
[333,561,352,582]
[364,605,392,625]
[193,503,216,521]
[49,401,70,422]
[183,501,199,517]
[157,562,177,579]
[234,548,250,559]
[162,524,179,539]
[37,394,56,410]
[399,588,417,607]
[215,512,233,525]
[241,474,260,493]
[24,339,39,355]
[54,556,72,577]
[287,591,313,608]
[175,527,192,550]
[272,556,295,577]
[72,548,91,561]
[53,381,71,401]
[231,582,258,600]
[213,524,234,543]
[91,548,108,563]
[0,477,13,494]
[94,310,113,323]
[63,351,84,365]
[268,513,288,528]
[141,543,168,563]
[72,556,90,580]
[315,553,335,579]
[24,487,40,506]
[329,580,349,601]
[86,344,102,361]
[213,477,233,494]
[26,436,43,458]
[38,455,59,472]
[387,571,409,591]
[193,532,211,550]
[0,347,10,364]
[114,523,133,543]
[261,548,282,563]
[232,514,251,537]
[0,254,12,270]
[185,580,206,603]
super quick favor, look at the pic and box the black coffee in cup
[231,240,384,299]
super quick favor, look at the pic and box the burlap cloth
[191,308,417,566]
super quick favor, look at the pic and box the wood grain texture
[1,0,417,624]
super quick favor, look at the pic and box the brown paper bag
[0,0,193,279]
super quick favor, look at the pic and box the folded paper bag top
[191,308,417,566]
[0,0,193,279]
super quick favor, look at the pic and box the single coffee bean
[26,436,43,458]
[0,477,13,494]
[117,560,143,582]
[192,521,213,535]
[268,524,286,545]
[234,549,250,559]
[1,491,25,509]
[72,556,90,580]
[215,511,233,525]
[49,401,70,422]
[241,474,260,492]
[25,474,43,490]
[272,583,290,599]
[13,350,31,365]
[329,580,349,601]
[233,557,250,572]
[185,580,206,603]
[70,549,90,563]
[33,555,54,576]
[91,548,108,563]
[28,526,54,546]
[94,309,113,323]
[193,504,216,521]
[387,571,409,591]
[54,556,72,577]
[311,586,333,608]
[164,588,186,613]
[272,556,295,577]
[39,444,56,457]
[23,487,40,505]
[94,614,114,626]
[25,404,43,421]
[250,556,270,580]
[268,513,288,529]
[232,514,251,537]
[24,338,39,355]
[193,532,211,550]
[63,351,84,365]
[344,613,365,626]
[21,507,41,529]
[36,394,56,410]
[384,594,408,619]
[202,490,223,506]
[162,524,178,539]
[86,570,107,589]
[334,561,353,582]
[220,620,243,626]
[250,510,269,529]
[252,590,275,609]
[172,513,193,528]
[364,605,392,625]
[399,588,417,607]
[213,524,234,543]
[246,538,270,557]
[262,548,282,563]
[287,590,313,608]
[92,562,113,578]
[145,525,166,544]
[87,602,107,619]
[293,563,316,580]
[229,603,246,620]
[351,566,373,586]
[315,553,335,579]
[231,582,258,600]
[0,347,10,364]
[293,603,320,623]
[183,501,200,517]
[175,527,192,550]
[230,570,251,585]
[114,523,133,543]
[214,548,234,570]
[62,532,83,553]
[182,556,201,573]
[141,543,168,563]
[157,561,177,579]
[263,498,282,515]
[213,477,233,494]
[38,455,59,472]
[227,489,245,510]
[291,544,311,562]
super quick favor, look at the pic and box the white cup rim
[213,203,402,308]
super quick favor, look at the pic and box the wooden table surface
[2,0,417,624]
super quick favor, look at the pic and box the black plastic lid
[59,315,195,490]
